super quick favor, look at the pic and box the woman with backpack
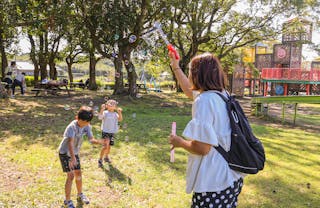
[168,51,244,208]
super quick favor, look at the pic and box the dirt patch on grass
[0,157,31,192]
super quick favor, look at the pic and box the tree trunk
[49,56,55,79]
[0,36,8,78]
[126,62,137,97]
[119,47,137,96]
[124,50,137,97]
[48,37,60,80]
[39,34,48,80]
[67,63,73,83]
[39,58,47,80]
[49,61,57,80]
[28,34,40,83]
[113,57,125,95]
[88,52,97,90]
[0,24,7,78]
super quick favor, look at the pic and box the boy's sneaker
[77,193,90,204]
[104,156,111,163]
[63,200,75,208]
[98,159,103,168]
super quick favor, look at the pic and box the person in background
[12,72,26,96]
[168,51,244,208]
[22,75,27,93]
[84,78,89,89]
[5,61,18,77]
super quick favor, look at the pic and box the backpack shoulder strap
[211,90,232,156]
[211,90,230,103]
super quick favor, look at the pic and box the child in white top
[98,99,123,166]
[168,52,244,208]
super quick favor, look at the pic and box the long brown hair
[189,53,226,91]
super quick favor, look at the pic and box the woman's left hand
[169,134,183,148]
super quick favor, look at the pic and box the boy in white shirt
[98,99,123,166]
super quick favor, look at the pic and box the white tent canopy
[14,61,65,76]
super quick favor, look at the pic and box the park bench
[70,82,86,89]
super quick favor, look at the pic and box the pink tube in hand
[170,122,176,163]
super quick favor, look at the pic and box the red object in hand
[167,44,180,60]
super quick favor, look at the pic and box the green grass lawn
[0,91,319,208]
[260,103,320,128]
[294,103,320,127]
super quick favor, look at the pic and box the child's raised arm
[117,107,123,122]
[98,104,105,120]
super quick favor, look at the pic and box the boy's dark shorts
[59,154,81,172]
[102,132,115,145]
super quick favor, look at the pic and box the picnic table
[31,81,71,97]
[69,82,86,89]
[124,83,147,93]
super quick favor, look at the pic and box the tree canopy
[0,0,319,95]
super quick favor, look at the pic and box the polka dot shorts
[191,178,243,208]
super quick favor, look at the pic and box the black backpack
[214,91,265,174]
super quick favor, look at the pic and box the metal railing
[261,68,320,82]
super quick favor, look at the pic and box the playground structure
[261,67,320,96]
[138,70,162,93]
[232,18,320,96]
[147,76,162,92]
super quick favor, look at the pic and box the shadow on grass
[75,200,83,208]
[101,163,132,188]
[243,174,320,207]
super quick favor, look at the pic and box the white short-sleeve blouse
[183,90,243,194]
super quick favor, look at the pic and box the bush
[105,82,115,89]
[159,80,175,88]
[25,76,35,87]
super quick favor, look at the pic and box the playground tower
[232,17,320,96]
